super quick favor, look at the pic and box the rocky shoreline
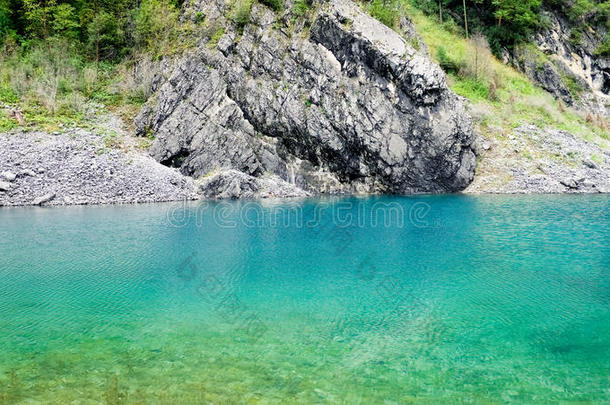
[0,130,197,207]
[466,125,610,194]
[2,0,608,206]
[1,125,608,207]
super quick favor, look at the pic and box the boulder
[198,170,310,199]
[32,193,56,205]
[1,171,17,182]
[0,181,12,192]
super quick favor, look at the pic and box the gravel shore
[0,130,197,206]
[2,123,608,207]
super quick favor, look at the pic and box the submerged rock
[137,0,476,197]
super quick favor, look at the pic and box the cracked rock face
[137,0,476,197]
[514,11,610,117]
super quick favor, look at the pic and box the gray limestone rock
[1,171,17,182]
[32,193,56,206]
[198,169,310,199]
[137,0,476,197]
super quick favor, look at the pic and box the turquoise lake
[0,195,609,403]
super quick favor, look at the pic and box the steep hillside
[395,3,610,192]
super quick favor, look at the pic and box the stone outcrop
[198,169,310,199]
[136,0,476,197]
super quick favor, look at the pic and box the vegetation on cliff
[0,0,195,132]
[0,0,608,145]
[367,0,609,55]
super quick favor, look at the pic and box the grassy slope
[401,3,609,146]
[2,1,608,152]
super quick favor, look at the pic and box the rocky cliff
[512,11,609,118]
[136,0,476,197]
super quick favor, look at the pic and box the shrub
[208,27,225,48]
[595,38,610,56]
[437,46,462,74]
[293,0,312,18]
[133,0,182,57]
[461,33,493,82]
[561,73,584,99]
[259,0,284,12]
[232,0,253,28]
[369,0,400,27]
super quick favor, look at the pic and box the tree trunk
[463,0,469,38]
[439,0,443,24]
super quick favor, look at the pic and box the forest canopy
[1,0,608,59]
[0,0,186,60]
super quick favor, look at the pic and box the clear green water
[0,195,609,404]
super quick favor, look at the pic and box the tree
[52,3,79,39]
[87,11,122,62]
[463,0,468,37]
[492,0,541,31]
[22,0,57,38]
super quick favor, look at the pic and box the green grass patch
[293,0,311,18]
[259,0,283,12]
[232,0,253,28]
[0,114,17,132]
[594,38,610,56]
[208,27,226,49]
[0,85,19,104]
[450,76,489,101]
[369,0,400,27]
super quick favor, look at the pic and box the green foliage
[51,3,79,39]
[86,11,124,61]
[561,73,584,98]
[293,0,312,18]
[134,0,183,58]
[595,37,610,55]
[0,113,17,131]
[259,0,284,12]
[0,0,13,40]
[491,0,542,43]
[208,27,225,48]
[407,0,609,54]
[232,0,253,28]
[0,84,18,103]
[369,0,400,27]
[437,46,462,74]
[451,76,490,100]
